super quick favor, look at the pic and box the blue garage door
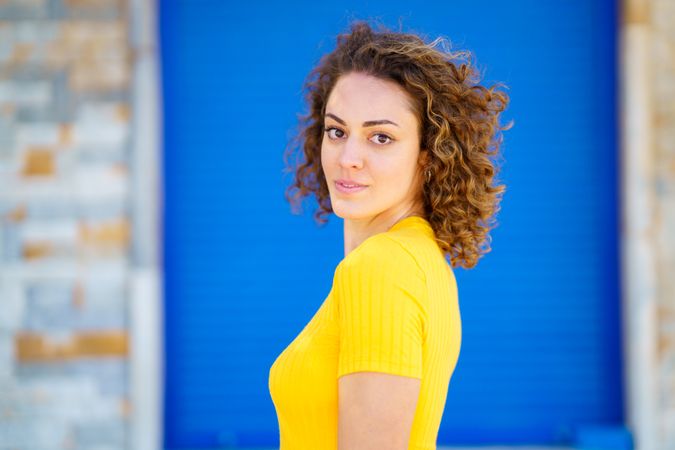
[159,0,623,448]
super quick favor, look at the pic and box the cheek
[320,144,329,171]
[372,155,411,182]
[321,144,341,173]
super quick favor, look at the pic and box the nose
[337,135,364,169]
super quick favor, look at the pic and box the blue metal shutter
[160,0,624,447]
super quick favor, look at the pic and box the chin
[331,203,361,219]
[331,203,378,221]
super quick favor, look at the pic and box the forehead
[325,73,417,125]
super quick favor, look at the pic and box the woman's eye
[324,127,344,140]
[370,133,393,145]
[324,127,393,145]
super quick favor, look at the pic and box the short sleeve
[334,234,428,379]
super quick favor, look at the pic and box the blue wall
[159,1,623,448]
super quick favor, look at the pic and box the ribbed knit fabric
[268,215,462,449]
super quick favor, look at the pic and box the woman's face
[321,72,426,222]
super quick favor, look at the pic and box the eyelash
[324,126,395,145]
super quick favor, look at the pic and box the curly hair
[282,19,511,269]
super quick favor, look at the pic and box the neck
[342,206,425,258]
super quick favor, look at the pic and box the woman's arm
[338,371,421,449]
[333,234,427,448]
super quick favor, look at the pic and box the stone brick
[119,396,130,417]
[0,332,15,380]
[14,330,128,361]
[0,0,50,21]
[73,416,126,448]
[57,21,130,92]
[625,0,650,24]
[15,357,128,397]
[0,102,16,119]
[73,163,129,201]
[69,57,130,92]
[0,80,52,108]
[72,102,130,148]
[64,0,123,23]
[5,203,27,222]
[0,23,13,62]
[9,21,60,45]
[65,0,121,7]
[21,278,127,331]
[59,122,73,145]
[79,217,130,249]
[0,281,25,331]
[21,145,56,176]
[22,241,53,260]
[15,122,61,147]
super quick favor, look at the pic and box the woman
[269,19,510,449]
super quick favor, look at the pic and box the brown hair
[282,19,512,269]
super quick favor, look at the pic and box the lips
[335,180,368,194]
[336,179,367,188]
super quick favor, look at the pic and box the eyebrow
[324,113,400,128]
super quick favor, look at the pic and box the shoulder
[338,233,426,285]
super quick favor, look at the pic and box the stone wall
[0,0,672,449]
[652,0,675,447]
[0,0,133,448]
[622,0,675,449]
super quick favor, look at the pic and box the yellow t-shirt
[268,215,462,449]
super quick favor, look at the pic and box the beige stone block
[656,196,675,258]
[658,297,675,315]
[0,103,15,118]
[19,219,85,261]
[59,21,128,59]
[73,279,86,309]
[6,42,34,68]
[653,0,675,39]
[652,36,675,106]
[60,21,126,50]
[119,396,131,418]
[655,121,675,162]
[5,204,27,222]
[45,21,129,73]
[669,372,675,404]
[65,0,124,8]
[69,58,130,92]
[625,0,650,24]
[116,103,130,122]
[78,218,130,249]
[22,241,53,260]
[14,330,128,361]
[59,123,73,146]
[44,37,71,70]
[659,328,673,355]
[21,146,55,176]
